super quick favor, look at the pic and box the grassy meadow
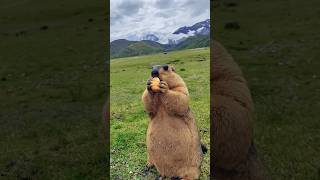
[213,0,320,179]
[0,0,108,179]
[110,48,210,179]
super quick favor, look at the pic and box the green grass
[213,0,320,179]
[0,0,108,179]
[110,48,210,179]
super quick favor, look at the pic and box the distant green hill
[110,39,133,56]
[110,39,163,58]
[173,35,210,50]
[110,35,209,59]
[125,41,163,57]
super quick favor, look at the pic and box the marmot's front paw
[160,81,168,93]
[147,79,153,92]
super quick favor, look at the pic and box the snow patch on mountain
[141,34,159,42]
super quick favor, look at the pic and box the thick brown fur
[211,40,266,180]
[142,66,203,180]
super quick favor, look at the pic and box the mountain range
[110,19,210,59]
[173,19,210,36]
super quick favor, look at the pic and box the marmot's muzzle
[151,69,159,77]
[151,64,169,77]
[151,65,161,77]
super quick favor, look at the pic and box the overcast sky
[110,0,210,43]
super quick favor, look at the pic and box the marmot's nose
[151,69,159,77]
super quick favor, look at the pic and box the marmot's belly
[147,116,201,176]
[148,125,190,154]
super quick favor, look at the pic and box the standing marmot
[212,40,266,180]
[142,64,206,180]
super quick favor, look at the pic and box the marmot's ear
[171,65,175,72]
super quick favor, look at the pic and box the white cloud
[110,0,209,44]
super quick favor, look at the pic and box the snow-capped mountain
[165,19,210,45]
[173,19,210,35]
[141,34,159,42]
[112,19,210,45]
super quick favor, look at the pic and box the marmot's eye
[163,65,169,71]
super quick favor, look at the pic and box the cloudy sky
[111,0,210,44]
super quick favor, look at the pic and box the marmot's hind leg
[143,157,154,176]
[143,164,152,176]
[178,167,200,180]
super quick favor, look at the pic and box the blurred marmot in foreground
[212,40,266,180]
[142,64,207,180]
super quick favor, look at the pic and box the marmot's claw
[147,79,152,92]
[143,165,150,176]
[159,81,168,93]
[171,176,182,180]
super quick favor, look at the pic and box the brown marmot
[142,64,206,180]
[212,40,266,180]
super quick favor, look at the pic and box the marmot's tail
[201,143,208,154]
